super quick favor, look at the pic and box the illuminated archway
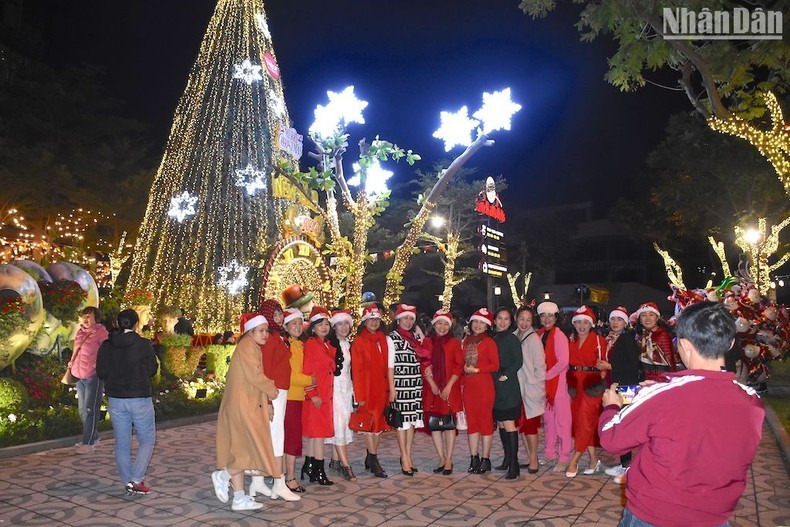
[260,236,333,308]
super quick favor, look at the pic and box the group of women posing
[211,297,674,511]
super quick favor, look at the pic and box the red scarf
[356,328,389,357]
[425,333,452,387]
[539,326,559,407]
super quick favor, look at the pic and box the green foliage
[7,353,69,406]
[153,382,222,421]
[519,0,790,119]
[0,378,29,413]
[0,407,82,448]
[161,342,203,379]
[204,344,234,383]
[38,280,87,322]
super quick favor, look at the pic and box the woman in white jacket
[514,306,546,474]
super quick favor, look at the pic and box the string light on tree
[234,163,267,195]
[167,191,198,222]
[217,259,250,295]
[232,58,263,85]
[473,88,522,134]
[433,106,479,152]
[268,89,285,118]
[254,12,271,39]
[308,86,368,141]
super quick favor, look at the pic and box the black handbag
[428,412,455,432]
[384,403,404,428]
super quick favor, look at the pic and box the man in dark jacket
[97,309,158,495]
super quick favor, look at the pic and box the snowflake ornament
[349,158,393,197]
[309,86,368,141]
[432,106,480,152]
[167,191,198,222]
[217,260,249,295]
[234,164,267,195]
[255,13,271,40]
[473,88,522,135]
[232,59,263,85]
[268,89,285,118]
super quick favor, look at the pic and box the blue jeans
[76,374,103,445]
[107,397,156,485]
[619,507,730,527]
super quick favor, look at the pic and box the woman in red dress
[635,302,677,381]
[565,306,608,477]
[351,304,391,478]
[462,308,500,474]
[302,306,337,486]
[422,310,464,475]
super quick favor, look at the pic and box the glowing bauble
[735,317,750,333]
[743,343,760,359]
[0,264,45,370]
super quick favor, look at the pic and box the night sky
[44,0,689,214]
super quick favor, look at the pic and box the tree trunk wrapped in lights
[128,0,293,332]
[734,217,790,296]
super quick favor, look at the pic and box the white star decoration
[349,158,393,197]
[268,89,285,118]
[232,59,263,85]
[255,13,271,40]
[473,88,522,134]
[217,260,249,295]
[167,191,198,222]
[234,163,267,195]
[432,106,480,152]
[309,86,368,141]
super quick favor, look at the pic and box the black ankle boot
[301,456,314,481]
[468,454,481,473]
[312,459,334,486]
[364,450,371,470]
[505,432,520,480]
[369,453,388,478]
[475,457,491,474]
[495,428,510,471]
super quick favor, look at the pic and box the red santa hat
[636,302,661,319]
[283,308,304,326]
[609,306,629,323]
[395,304,418,320]
[240,312,268,334]
[308,306,330,324]
[572,305,596,326]
[537,301,559,315]
[469,307,493,326]
[330,309,354,327]
[431,310,453,326]
[361,304,382,322]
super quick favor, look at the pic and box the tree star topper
[308,86,368,141]
[217,260,249,295]
[234,163,267,195]
[433,106,479,152]
[473,88,522,135]
[167,191,198,222]
[349,158,393,197]
[232,59,263,85]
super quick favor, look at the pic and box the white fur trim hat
[609,306,629,323]
[571,305,596,326]
[243,314,268,334]
[308,306,330,323]
[431,310,453,326]
[636,302,661,318]
[537,301,559,315]
[395,304,417,320]
[330,309,353,326]
[469,307,493,326]
[283,308,304,325]
[361,305,382,322]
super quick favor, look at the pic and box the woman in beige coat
[211,313,298,511]
[514,306,546,474]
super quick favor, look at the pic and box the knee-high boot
[505,431,520,480]
[495,428,510,471]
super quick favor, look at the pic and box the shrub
[160,335,202,379]
[0,296,29,341]
[204,344,234,383]
[10,353,68,406]
[38,279,87,322]
[0,378,29,413]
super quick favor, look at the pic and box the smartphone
[615,384,640,405]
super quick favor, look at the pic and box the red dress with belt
[461,334,500,435]
[351,329,391,433]
[567,333,607,452]
[302,336,336,438]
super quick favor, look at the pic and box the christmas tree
[128,0,294,332]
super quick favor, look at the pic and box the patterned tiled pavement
[1,419,788,527]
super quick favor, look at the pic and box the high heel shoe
[442,465,453,475]
[527,464,539,474]
[301,456,315,481]
[583,460,603,475]
[565,464,578,478]
[400,458,414,476]
[311,459,334,486]
[369,453,388,478]
[285,477,305,493]
[364,450,371,470]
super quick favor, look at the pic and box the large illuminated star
[432,106,479,152]
[309,86,368,141]
[234,163,267,195]
[232,59,263,85]
[473,88,522,134]
[217,260,249,295]
[349,158,393,197]
[255,13,271,40]
[167,191,198,222]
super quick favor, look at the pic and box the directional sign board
[480,260,507,277]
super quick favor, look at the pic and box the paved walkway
[1,417,788,527]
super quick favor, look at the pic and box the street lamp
[543,291,551,300]
[743,228,761,245]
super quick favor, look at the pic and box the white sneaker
[75,444,95,455]
[211,469,231,503]
[231,494,263,511]
[605,464,626,477]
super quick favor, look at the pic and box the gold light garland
[707,236,732,278]
[128,0,291,332]
[708,91,790,197]
[734,217,790,295]
[653,242,685,289]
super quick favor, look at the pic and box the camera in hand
[616,384,640,405]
